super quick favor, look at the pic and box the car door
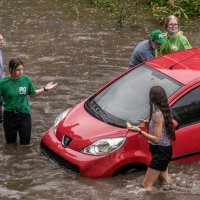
[170,85,200,163]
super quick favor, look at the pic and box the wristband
[44,87,48,92]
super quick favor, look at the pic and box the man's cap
[148,29,165,43]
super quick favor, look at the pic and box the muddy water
[0,0,200,199]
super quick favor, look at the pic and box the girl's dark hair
[9,58,23,73]
[149,85,176,141]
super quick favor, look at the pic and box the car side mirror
[173,119,179,130]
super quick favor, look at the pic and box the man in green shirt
[0,58,58,145]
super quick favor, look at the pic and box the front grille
[40,142,80,175]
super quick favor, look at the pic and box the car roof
[146,48,200,85]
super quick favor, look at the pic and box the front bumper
[40,127,119,178]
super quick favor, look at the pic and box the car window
[93,65,183,125]
[171,86,200,127]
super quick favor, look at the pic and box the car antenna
[169,52,200,70]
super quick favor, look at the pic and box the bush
[89,0,200,27]
[149,0,200,23]
[89,0,144,28]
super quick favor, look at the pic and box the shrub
[89,0,200,27]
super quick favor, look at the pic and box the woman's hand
[44,82,58,91]
[138,119,149,127]
[126,122,132,129]
[127,122,141,132]
[129,125,141,132]
[31,82,58,97]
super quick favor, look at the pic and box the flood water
[0,0,200,199]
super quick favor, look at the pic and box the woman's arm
[128,114,163,144]
[29,82,58,98]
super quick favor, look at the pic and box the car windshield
[87,65,183,127]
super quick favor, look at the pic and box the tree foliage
[89,0,144,27]
[89,0,200,27]
[149,0,200,23]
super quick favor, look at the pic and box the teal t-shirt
[0,74,36,114]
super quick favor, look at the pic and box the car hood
[56,101,128,151]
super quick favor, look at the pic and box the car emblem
[62,135,72,148]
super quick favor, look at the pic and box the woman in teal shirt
[0,58,58,144]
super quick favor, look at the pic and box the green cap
[149,29,165,43]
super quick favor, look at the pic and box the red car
[41,48,200,178]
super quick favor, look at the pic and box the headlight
[53,108,71,134]
[82,137,126,155]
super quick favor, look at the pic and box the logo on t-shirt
[19,87,26,94]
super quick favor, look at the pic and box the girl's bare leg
[142,167,160,188]
[158,167,170,183]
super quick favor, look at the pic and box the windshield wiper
[86,99,127,128]
[88,99,108,123]
[106,119,126,128]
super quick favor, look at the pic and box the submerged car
[41,48,200,178]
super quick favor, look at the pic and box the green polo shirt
[0,74,36,114]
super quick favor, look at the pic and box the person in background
[0,33,5,123]
[127,86,176,189]
[157,15,192,56]
[128,29,165,69]
[0,58,58,145]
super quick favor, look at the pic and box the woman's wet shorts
[149,144,172,171]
